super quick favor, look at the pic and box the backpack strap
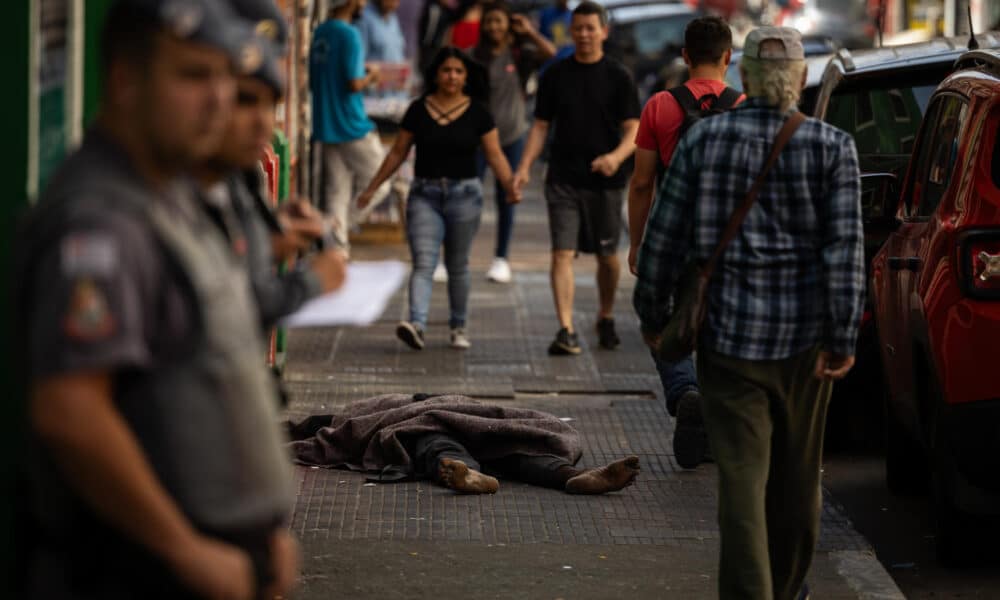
[667,85,700,113]
[716,87,741,110]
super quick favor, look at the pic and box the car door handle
[888,257,921,271]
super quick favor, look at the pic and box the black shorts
[544,182,624,256]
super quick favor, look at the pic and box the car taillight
[957,230,1000,299]
[970,241,1000,291]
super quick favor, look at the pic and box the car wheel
[884,396,925,495]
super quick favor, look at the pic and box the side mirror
[860,172,901,229]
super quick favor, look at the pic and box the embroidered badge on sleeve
[63,278,117,341]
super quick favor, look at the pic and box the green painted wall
[84,0,114,126]
[1,0,114,589]
[1,1,30,594]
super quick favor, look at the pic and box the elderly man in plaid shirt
[633,27,864,600]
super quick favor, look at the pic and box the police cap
[226,0,289,94]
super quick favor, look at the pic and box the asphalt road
[823,450,1000,598]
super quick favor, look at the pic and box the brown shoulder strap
[703,111,806,276]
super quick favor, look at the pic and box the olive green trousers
[697,345,833,600]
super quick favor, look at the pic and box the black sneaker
[673,390,707,469]
[396,321,425,350]
[596,317,620,349]
[548,327,581,355]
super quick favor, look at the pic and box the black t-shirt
[535,55,641,189]
[401,98,496,179]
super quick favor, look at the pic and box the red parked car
[871,48,1000,563]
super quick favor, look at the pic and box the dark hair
[475,0,514,53]
[422,46,489,101]
[571,1,607,27]
[683,16,733,67]
[99,2,160,75]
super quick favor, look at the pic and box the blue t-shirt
[309,19,375,144]
[538,6,573,73]
[358,4,405,62]
[538,6,572,48]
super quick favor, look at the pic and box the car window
[826,83,937,179]
[908,95,969,217]
[631,16,690,55]
[904,100,940,218]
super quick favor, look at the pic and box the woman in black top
[358,47,519,351]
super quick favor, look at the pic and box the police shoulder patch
[63,278,117,341]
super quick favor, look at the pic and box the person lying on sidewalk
[287,394,640,494]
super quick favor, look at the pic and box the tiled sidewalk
[282,182,902,599]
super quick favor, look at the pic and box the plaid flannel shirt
[633,98,865,360]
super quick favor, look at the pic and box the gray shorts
[544,182,624,256]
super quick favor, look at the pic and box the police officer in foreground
[198,0,347,331]
[14,1,298,598]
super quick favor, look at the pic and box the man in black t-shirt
[513,0,640,355]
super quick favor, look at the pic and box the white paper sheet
[281,260,407,328]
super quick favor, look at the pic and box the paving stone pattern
[283,197,870,554]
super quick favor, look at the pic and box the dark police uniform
[203,171,324,331]
[203,0,324,331]
[14,128,294,598]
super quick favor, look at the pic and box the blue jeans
[476,135,525,259]
[406,177,483,329]
[652,352,699,409]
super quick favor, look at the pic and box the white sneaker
[450,328,471,349]
[433,263,448,283]
[486,257,512,283]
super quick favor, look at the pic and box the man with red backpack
[627,16,743,470]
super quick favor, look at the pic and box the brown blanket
[288,394,582,476]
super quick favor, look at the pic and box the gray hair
[740,56,806,112]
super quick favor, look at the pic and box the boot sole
[548,341,581,355]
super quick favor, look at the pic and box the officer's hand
[261,530,300,600]
[591,154,620,177]
[271,216,316,262]
[282,198,319,221]
[814,351,855,381]
[366,63,382,84]
[310,249,348,293]
[287,216,325,243]
[171,534,254,600]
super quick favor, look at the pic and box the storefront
[897,0,996,35]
